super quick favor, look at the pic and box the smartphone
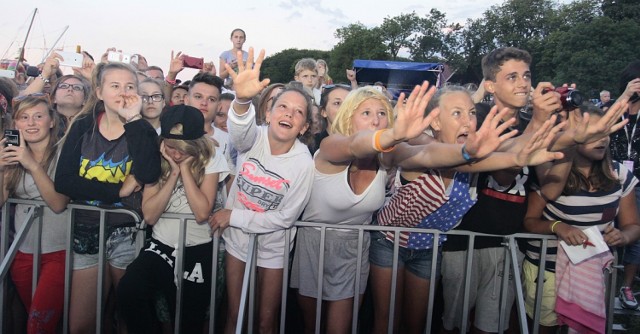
[0,69,15,79]
[56,51,83,68]
[4,129,19,147]
[183,56,204,69]
[26,66,40,77]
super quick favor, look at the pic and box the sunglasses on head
[321,84,351,92]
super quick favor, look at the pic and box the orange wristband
[373,129,396,153]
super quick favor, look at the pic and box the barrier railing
[0,200,622,333]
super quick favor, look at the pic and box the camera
[4,129,20,147]
[26,66,40,77]
[543,86,584,111]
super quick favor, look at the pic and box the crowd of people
[1,26,640,334]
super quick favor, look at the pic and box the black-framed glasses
[12,93,50,110]
[58,83,84,92]
[141,94,164,103]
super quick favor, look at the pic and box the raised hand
[42,53,61,79]
[517,116,565,166]
[101,47,118,64]
[346,69,356,82]
[388,81,437,142]
[530,82,562,124]
[136,55,149,71]
[464,106,518,159]
[168,50,185,78]
[116,94,142,121]
[572,100,628,145]
[73,51,95,80]
[619,78,640,103]
[227,47,270,100]
[0,130,39,171]
[202,61,217,76]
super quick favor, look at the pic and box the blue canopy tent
[352,59,445,99]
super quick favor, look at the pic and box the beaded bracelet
[38,73,50,84]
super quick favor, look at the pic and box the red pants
[10,250,66,334]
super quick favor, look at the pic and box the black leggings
[117,238,213,333]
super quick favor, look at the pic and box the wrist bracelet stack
[38,73,50,84]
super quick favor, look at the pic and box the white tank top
[301,163,387,226]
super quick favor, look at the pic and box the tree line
[261,0,640,99]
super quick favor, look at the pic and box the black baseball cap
[160,105,206,140]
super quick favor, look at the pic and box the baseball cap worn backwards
[160,104,206,140]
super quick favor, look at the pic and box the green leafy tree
[379,12,420,60]
[602,0,640,21]
[329,23,388,82]
[410,9,449,62]
[538,16,640,98]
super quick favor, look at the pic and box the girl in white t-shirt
[117,104,228,333]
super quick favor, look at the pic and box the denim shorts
[73,227,137,270]
[369,232,441,280]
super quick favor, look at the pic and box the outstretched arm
[319,81,437,164]
[386,106,519,170]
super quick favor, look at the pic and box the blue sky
[1,0,572,80]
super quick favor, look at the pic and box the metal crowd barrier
[0,199,623,333]
[233,222,621,334]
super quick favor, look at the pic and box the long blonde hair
[331,87,394,136]
[5,97,61,196]
[159,123,214,188]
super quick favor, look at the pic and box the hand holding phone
[55,51,84,68]
[4,129,20,147]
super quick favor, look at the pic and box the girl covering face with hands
[117,104,228,333]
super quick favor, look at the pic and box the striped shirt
[377,170,477,250]
[525,161,638,272]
